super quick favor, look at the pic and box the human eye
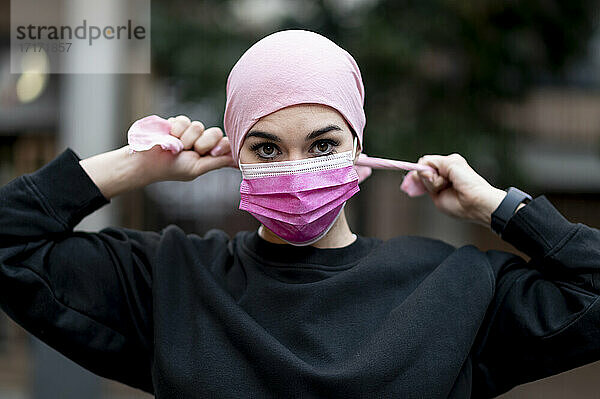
[310,139,340,156]
[250,142,282,160]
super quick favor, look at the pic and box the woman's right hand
[80,115,236,200]
[135,115,237,183]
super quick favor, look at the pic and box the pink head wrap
[224,29,365,165]
[128,29,436,196]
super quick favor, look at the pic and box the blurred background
[1,0,600,397]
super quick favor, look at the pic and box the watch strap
[491,186,532,237]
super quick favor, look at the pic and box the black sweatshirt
[1,148,600,398]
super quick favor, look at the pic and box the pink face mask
[238,137,359,246]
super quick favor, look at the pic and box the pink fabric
[250,204,345,244]
[238,146,360,244]
[241,183,360,225]
[355,154,435,196]
[224,29,365,166]
[239,159,360,245]
[239,166,360,223]
[127,115,183,154]
[240,165,358,195]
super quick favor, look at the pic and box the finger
[168,115,191,138]
[193,127,223,155]
[417,168,434,180]
[431,173,451,191]
[416,157,439,181]
[416,167,437,187]
[418,153,465,182]
[417,156,441,176]
[180,121,205,150]
[414,159,450,194]
[194,154,236,176]
[417,168,449,190]
[209,136,232,157]
[418,172,435,193]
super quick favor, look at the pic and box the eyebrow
[246,124,343,142]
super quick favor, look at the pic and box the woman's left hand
[410,153,508,228]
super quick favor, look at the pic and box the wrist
[79,146,150,199]
[473,187,507,227]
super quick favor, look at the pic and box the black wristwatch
[491,186,532,237]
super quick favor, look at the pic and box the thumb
[195,154,237,176]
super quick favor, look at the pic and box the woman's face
[238,103,360,164]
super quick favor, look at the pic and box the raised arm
[0,147,160,393]
[471,194,600,398]
[409,153,600,397]
[0,115,234,393]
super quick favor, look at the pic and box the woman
[1,29,599,398]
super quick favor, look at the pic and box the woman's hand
[411,153,508,228]
[136,115,237,183]
[80,115,236,200]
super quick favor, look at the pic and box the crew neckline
[242,229,379,270]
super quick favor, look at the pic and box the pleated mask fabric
[238,137,360,246]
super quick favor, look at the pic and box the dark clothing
[1,148,600,398]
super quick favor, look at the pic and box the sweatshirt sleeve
[0,148,156,394]
[471,194,600,398]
